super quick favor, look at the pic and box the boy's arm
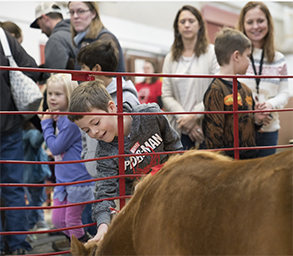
[91,153,118,229]
[202,88,225,150]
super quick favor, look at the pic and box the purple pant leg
[52,198,85,239]
[65,201,85,239]
[51,198,70,237]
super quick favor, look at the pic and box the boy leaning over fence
[68,80,182,242]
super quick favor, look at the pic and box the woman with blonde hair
[68,1,125,72]
[236,1,289,157]
[161,5,219,150]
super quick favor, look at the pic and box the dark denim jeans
[0,129,31,252]
[255,131,279,158]
[181,134,205,150]
[24,185,47,230]
[82,203,97,236]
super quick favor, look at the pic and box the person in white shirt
[161,5,219,150]
[237,1,290,157]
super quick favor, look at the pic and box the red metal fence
[0,66,292,255]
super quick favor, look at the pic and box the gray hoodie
[44,19,77,69]
[81,78,139,177]
[92,102,182,228]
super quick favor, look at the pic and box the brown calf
[71,149,293,255]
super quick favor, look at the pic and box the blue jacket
[22,129,51,183]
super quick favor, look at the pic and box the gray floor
[27,209,72,256]
[29,233,71,255]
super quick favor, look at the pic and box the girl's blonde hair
[236,1,275,63]
[68,2,104,46]
[46,74,78,109]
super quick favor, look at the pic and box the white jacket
[161,44,219,135]
[238,48,289,132]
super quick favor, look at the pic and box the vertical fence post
[232,77,240,160]
[116,75,126,208]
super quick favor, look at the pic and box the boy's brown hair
[214,27,251,66]
[68,80,112,122]
[77,39,119,74]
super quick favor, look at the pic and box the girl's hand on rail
[41,109,53,121]
[51,110,60,122]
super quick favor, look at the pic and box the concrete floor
[28,209,72,256]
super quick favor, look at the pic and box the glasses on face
[68,9,91,16]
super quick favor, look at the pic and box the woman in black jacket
[0,30,40,255]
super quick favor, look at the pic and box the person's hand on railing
[87,223,108,243]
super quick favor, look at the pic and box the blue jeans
[82,203,97,236]
[0,129,31,252]
[181,134,205,150]
[24,185,47,230]
[255,131,279,158]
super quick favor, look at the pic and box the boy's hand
[254,102,272,125]
[88,223,108,243]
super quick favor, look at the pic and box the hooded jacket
[92,102,182,228]
[44,19,77,70]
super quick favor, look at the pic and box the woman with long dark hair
[161,5,219,150]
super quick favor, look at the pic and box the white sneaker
[35,220,50,231]
[26,232,37,242]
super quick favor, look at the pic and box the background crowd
[0,1,291,255]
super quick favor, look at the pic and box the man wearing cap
[30,2,77,79]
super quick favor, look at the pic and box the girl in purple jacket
[41,74,94,244]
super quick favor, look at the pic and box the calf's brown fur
[71,149,293,255]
